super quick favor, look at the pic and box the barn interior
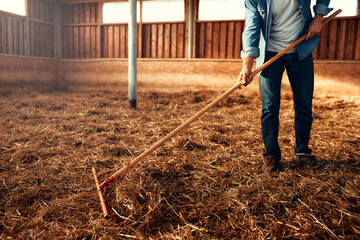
[0,0,359,239]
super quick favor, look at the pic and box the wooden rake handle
[100,9,342,188]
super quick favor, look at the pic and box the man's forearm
[243,57,256,72]
[314,14,324,20]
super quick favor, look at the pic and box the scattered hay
[0,86,359,239]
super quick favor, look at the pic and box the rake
[92,9,341,219]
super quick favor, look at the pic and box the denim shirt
[241,0,332,68]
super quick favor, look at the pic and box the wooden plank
[7,17,13,55]
[355,20,360,60]
[90,4,96,57]
[113,25,119,58]
[241,21,245,50]
[212,22,220,58]
[41,3,48,56]
[327,20,337,60]
[13,18,19,55]
[39,0,44,21]
[227,22,234,59]
[234,22,241,58]
[337,20,346,60]
[73,5,79,57]
[53,3,58,57]
[64,6,70,57]
[68,24,73,57]
[125,25,128,57]
[28,0,33,18]
[319,22,328,59]
[80,18,85,58]
[44,24,49,57]
[28,17,55,26]
[157,24,163,58]
[48,2,53,23]
[205,22,212,58]
[29,0,35,56]
[139,25,142,58]
[102,26,108,57]
[54,3,61,58]
[198,23,205,58]
[219,22,227,58]
[42,4,47,57]
[171,23,177,58]
[34,0,39,19]
[48,25,54,57]
[96,2,102,57]
[138,0,143,58]
[184,0,189,58]
[30,21,35,56]
[79,5,85,57]
[151,24,157,58]
[43,1,48,22]
[107,25,113,58]
[62,26,68,57]
[345,19,356,60]
[192,0,199,58]
[19,19,24,55]
[50,24,54,57]
[177,23,184,58]
[164,23,170,58]
[120,24,126,58]
[84,3,91,57]
[137,23,142,58]
[312,46,319,59]
[58,3,64,58]
[144,24,151,58]
[40,3,45,57]
[0,15,4,53]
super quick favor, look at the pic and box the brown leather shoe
[297,155,323,169]
[262,157,279,174]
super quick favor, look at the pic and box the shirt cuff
[241,47,260,59]
[313,4,333,16]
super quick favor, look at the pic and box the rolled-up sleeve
[241,0,261,59]
[241,47,260,59]
[314,0,333,16]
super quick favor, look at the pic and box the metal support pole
[188,0,194,59]
[128,0,137,109]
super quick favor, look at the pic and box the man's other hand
[237,57,255,87]
[306,14,324,40]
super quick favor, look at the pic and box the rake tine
[92,167,110,219]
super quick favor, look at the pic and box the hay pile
[0,84,359,239]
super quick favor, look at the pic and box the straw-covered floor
[0,83,359,239]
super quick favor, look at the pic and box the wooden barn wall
[195,21,245,59]
[0,0,359,61]
[314,17,360,60]
[0,0,58,58]
[62,3,100,58]
[196,17,360,61]
[60,2,187,59]
[0,11,27,56]
[28,0,58,58]
[58,2,360,61]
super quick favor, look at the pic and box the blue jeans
[259,51,314,162]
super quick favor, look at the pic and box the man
[238,0,332,173]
